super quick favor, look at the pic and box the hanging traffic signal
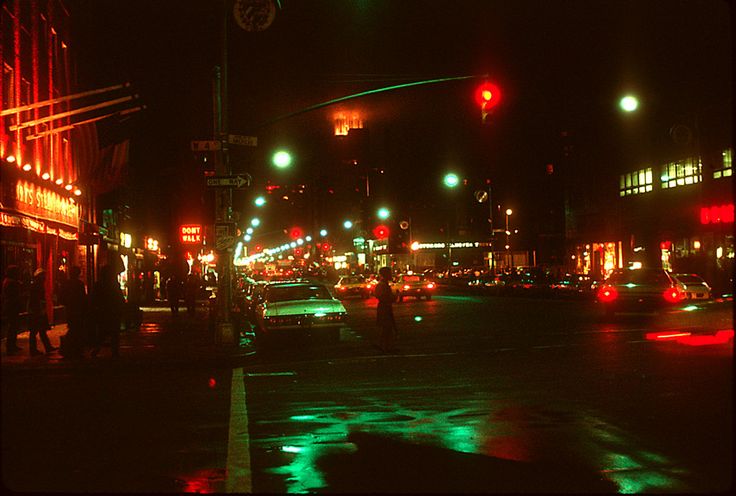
[289,226,303,239]
[475,81,502,123]
[321,242,331,252]
[373,225,390,239]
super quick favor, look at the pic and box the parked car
[672,273,712,300]
[393,273,436,301]
[334,275,371,299]
[596,267,685,316]
[551,273,593,298]
[254,281,347,343]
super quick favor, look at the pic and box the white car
[254,281,347,343]
[673,274,712,300]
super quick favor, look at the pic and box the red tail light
[663,287,683,303]
[597,285,618,303]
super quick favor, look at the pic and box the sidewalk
[1,302,255,373]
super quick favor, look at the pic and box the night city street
[1,0,734,493]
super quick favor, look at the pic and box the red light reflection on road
[646,329,734,346]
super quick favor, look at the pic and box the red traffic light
[294,248,303,257]
[289,226,303,239]
[321,242,331,252]
[475,81,502,109]
[254,244,263,252]
[373,225,390,239]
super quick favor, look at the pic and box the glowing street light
[619,95,639,112]
[377,207,390,220]
[343,220,353,229]
[251,217,261,227]
[319,229,328,237]
[254,196,266,207]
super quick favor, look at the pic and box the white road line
[226,367,252,493]
[245,372,297,377]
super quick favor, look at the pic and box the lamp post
[505,208,513,268]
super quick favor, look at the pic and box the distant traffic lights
[321,242,331,252]
[289,226,304,239]
[475,81,502,123]
[373,225,390,239]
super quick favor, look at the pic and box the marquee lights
[700,204,734,224]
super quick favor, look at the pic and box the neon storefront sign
[180,224,202,244]
[700,204,734,225]
[14,180,79,228]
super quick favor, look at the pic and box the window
[619,167,653,196]
[661,157,702,189]
[713,149,733,179]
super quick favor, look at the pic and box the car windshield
[676,275,705,284]
[608,269,670,285]
[402,275,423,282]
[266,284,332,302]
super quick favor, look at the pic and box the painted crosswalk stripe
[226,368,251,493]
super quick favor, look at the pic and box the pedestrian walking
[59,266,87,359]
[375,266,398,353]
[28,268,57,356]
[166,274,183,317]
[89,265,125,358]
[2,265,24,354]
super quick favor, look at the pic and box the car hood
[263,299,346,316]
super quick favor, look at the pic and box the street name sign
[191,140,222,152]
[228,134,258,147]
[206,174,251,189]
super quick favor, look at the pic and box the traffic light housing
[475,81,501,123]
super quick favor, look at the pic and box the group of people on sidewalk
[1,264,129,359]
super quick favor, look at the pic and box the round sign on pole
[399,220,410,230]
[475,190,488,203]
[234,0,276,32]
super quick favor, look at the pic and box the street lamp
[619,95,639,113]
[505,209,513,268]
[343,220,353,229]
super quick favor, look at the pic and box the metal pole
[214,0,234,345]
[488,184,494,274]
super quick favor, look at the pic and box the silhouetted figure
[2,265,24,354]
[184,273,201,317]
[166,274,183,316]
[375,266,398,353]
[59,266,87,359]
[28,268,56,356]
[125,272,142,330]
[90,265,125,358]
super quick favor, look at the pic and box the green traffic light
[444,173,460,188]
[377,207,390,220]
[272,150,292,168]
[254,196,266,207]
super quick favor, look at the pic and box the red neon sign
[180,224,202,244]
[700,204,734,225]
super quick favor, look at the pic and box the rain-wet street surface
[2,294,732,493]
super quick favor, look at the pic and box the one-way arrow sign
[206,174,251,189]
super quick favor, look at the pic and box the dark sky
[65,0,733,246]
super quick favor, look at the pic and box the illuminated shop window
[660,157,702,189]
[713,149,732,179]
[619,167,653,197]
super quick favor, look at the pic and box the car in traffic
[393,273,435,301]
[672,273,712,300]
[333,275,371,299]
[254,281,347,342]
[596,267,685,316]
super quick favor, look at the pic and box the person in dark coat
[184,272,201,316]
[2,265,24,354]
[59,266,87,359]
[166,274,183,316]
[90,265,125,358]
[28,268,57,356]
[375,266,398,353]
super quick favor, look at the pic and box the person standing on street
[184,272,201,317]
[2,265,24,354]
[166,274,183,317]
[59,266,87,359]
[28,268,57,356]
[90,265,125,358]
[375,266,398,353]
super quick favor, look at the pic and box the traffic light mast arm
[251,74,488,130]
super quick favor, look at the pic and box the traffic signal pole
[214,0,235,345]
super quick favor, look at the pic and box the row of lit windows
[661,157,702,189]
[713,149,732,179]
[619,168,653,196]
[620,148,733,197]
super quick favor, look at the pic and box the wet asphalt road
[2,293,732,493]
